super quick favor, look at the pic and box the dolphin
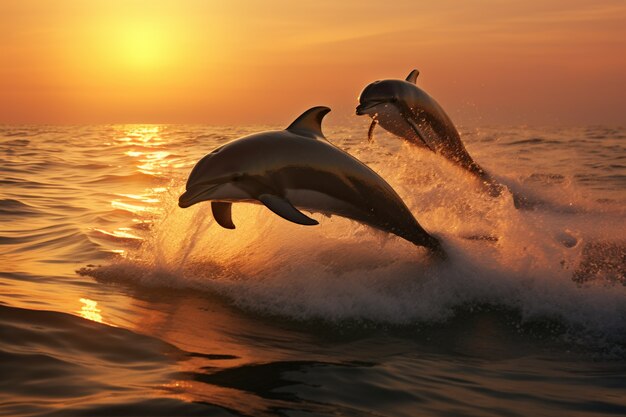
[178,106,444,257]
[356,69,503,197]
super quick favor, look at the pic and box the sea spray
[78,126,626,351]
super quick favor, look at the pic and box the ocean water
[0,122,625,417]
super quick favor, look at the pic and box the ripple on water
[0,304,231,417]
[1,124,626,417]
[0,198,43,216]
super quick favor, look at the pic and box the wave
[525,173,566,184]
[0,304,222,417]
[506,137,560,146]
[0,221,104,261]
[0,178,56,190]
[3,124,626,358]
[88,228,144,247]
[0,198,43,216]
[79,183,626,354]
[0,224,79,246]
[81,172,168,185]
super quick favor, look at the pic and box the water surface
[1,123,625,416]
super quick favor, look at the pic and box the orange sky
[1,0,625,125]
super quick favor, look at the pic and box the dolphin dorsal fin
[286,106,331,139]
[406,69,420,84]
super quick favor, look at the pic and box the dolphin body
[356,70,503,197]
[178,106,444,256]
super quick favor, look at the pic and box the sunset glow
[1,0,624,125]
[1,2,625,415]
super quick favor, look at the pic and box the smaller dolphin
[356,69,503,197]
[179,106,444,257]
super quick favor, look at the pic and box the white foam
[84,150,626,347]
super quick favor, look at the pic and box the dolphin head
[357,70,420,117]
[178,143,248,208]
[356,80,403,117]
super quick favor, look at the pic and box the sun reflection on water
[93,227,143,241]
[97,126,184,260]
[137,151,172,175]
[111,199,162,215]
[116,192,161,204]
[78,298,104,324]
[118,126,183,176]
[116,125,165,147]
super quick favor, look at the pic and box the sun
[120,26,168,70]
[115,24,170,70]
[94,19,177,73]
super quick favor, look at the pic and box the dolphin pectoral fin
[211,202,236,229]
[368,119,378,142]
[394,101,436,152]
[405,69,419,84]
[405,116,435,152]
[258,194,319,226]
[286,106,331,139]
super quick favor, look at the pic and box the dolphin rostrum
[356,69,503,197]
[178,106,444,257]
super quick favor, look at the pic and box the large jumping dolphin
[178,106,444,257]
[356,69,503,197]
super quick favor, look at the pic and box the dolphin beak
[178,183,219,208]
[178,192,194,208]
[356,101,382,116]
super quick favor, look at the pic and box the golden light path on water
[71,126,183,332]
[1,122,625,416]
[102,126,179,258]
[77,298,104,324]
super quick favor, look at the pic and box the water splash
[81,149,626,352]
